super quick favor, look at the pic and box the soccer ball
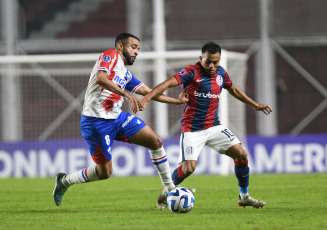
[167,187,195,213]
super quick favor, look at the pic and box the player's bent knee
[98,170,112,180]
[229,144,248,162]
[150,135,163,150]
[96,166,113,180]
[184,168,194,177]
[235,150,247,162]
[182,164,196,177]
[239,150,248,162]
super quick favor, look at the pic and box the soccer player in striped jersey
[52,33,188,208]
[138,42,272,209]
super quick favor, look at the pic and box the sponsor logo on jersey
[178,69,186,76]
[113,75,127,89]
[194,90,219,98]
[122,115,135,128]
[103,55,111,62]
[216,75,223,86]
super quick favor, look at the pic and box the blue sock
[172,166,186,185]
[234,160,249,194]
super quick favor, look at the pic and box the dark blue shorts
[80,112,146,164]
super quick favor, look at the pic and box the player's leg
[128,125,175,193]
[172,131,207,186]
[53,115,116,206]
[172,160,197,185]
[61,157,112,187]
[225,144,266,208]
[129,126,177,210]
[53,162,111,206]
[53,137,112,206]
[206,126,248,196]
[206,125,265,208]
[225,144,250,198]
[114,113,175,210]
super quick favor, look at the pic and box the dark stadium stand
[19,0,79,38]
[57,1,126,38]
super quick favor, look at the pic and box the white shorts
[179,125,241,164]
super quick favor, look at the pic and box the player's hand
[255,104,273,115]
[125,94,140,114]
[137,98,149,112]
[178,92,189,104]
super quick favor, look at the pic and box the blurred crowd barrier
[1,134,326,178]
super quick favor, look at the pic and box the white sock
[149,146,175,193]
[62,165,100,187]
[240,193,249,199]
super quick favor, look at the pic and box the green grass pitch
[0,173,326,230]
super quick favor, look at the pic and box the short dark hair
[201,42,221,55]
[115,33,140,48]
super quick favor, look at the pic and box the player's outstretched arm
[226,84,273,115]
[136,76,184,111]
[136,84,188,104]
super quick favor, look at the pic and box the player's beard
[123,48,135,65]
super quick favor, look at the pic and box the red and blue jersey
[174,62,233,133]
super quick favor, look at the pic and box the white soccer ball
[167,187,195,213]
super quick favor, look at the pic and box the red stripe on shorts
[91,141,109,164]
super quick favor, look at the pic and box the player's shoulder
[217,65,226,72]
[175,64,194,77]
[192,62,202,71]
[101,49,119,61]
[102,49,118,56]
[184,63,199,74]
[217,66,228,76]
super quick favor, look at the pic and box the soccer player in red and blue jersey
[52,33,188,209]
[139,42,272,209]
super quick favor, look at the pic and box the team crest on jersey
[178,69,187,76]
[103,55,111,62]
[186,146,194,154]
[125,70,133,81]
[216,75,223,86]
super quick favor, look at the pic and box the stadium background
[0,0,326,177]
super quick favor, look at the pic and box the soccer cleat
[157,187,196,210]
[238,195,266,208]
[157,189,168,210]
[52,173,68,206]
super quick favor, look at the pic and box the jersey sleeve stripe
[174,74,182,85]
[97,67,110,75]
[131,82,144,93]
